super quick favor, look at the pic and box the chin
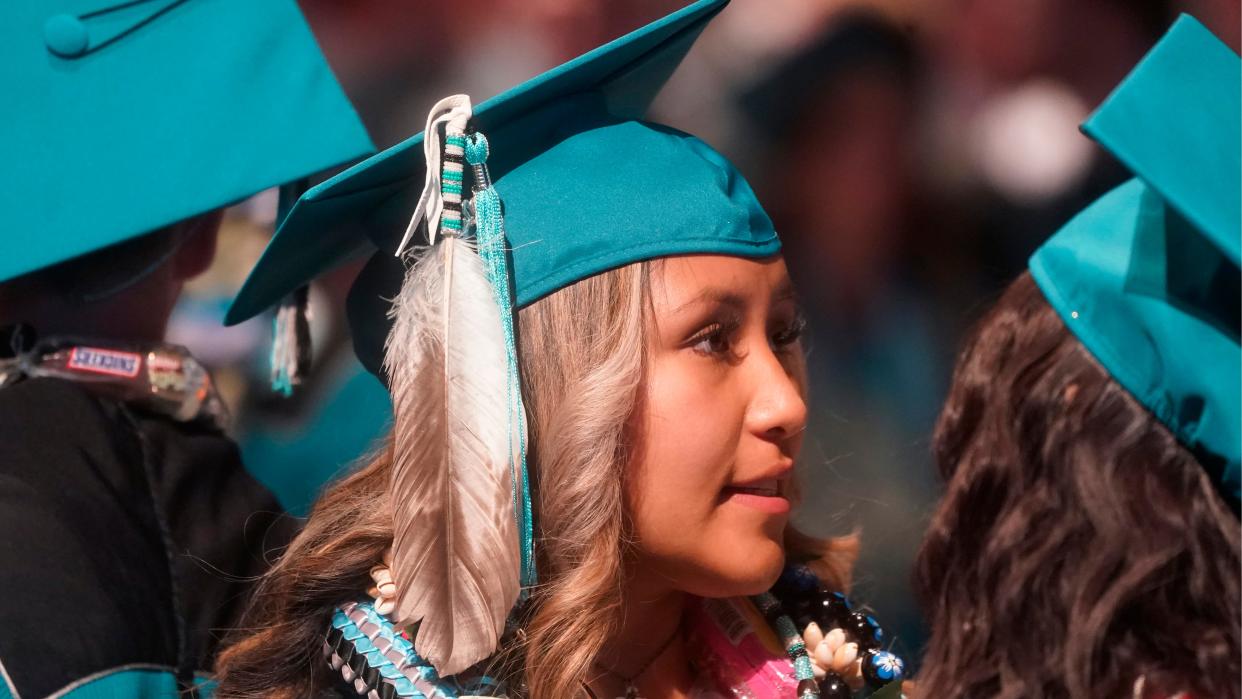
[689,535,787,598]
[736,537,787,593]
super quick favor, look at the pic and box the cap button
[44,14,89,58]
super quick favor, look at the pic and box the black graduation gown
[0,377,297,697]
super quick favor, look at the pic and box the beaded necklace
[752,564,906,699]
[326,564,905,698]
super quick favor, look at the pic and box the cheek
[627,359,787,596]
[632,358,740,522]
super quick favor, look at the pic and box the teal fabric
[48,667,214,698]
[1,0,374,283]
[1082,15,1240,264]
[226,0,778,328]
[241,361,392,516]
[1029,15,1241,502]
[0,663,12,699]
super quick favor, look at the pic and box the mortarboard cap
[1030,15,1241,502]
[226,0,779,378]
[1,0,375,283]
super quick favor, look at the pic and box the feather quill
[384,235,522,676]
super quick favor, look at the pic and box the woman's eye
[690,324,733,357]
[772,314,806,349]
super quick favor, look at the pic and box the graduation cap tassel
[270,180,312,396]
[270,285,311,396]
[465,130,536,592]
[384,96,522,676]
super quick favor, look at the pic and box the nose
[744,345,808,444]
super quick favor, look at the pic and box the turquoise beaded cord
[463,129,536,590]
[753,592,820,698]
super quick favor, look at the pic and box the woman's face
[628,254,807,598]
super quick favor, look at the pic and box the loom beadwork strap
[440,133,467,236]
[325,601,461,698]
[395,95,473,255]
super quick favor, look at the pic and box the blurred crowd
[170,0,1241,665]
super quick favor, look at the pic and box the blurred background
[172,0,1240,667]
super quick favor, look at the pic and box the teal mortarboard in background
[1030,15,1241,502]
[1,0,375,283]
[226,0,779,376]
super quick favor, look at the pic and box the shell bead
[803,621,825,648]
[824,627,846,653]
[813,639,834,668]
[832,641,859,670]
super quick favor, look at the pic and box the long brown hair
[215,259,855,698]
[914,272,1241,699]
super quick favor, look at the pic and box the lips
[720,477,791,514]
[722,481,781,497]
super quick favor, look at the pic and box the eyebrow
[670,279,799,315]
[773,279,797,305]
[671,288,745,315]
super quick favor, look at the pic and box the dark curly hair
[914,272,1240,699]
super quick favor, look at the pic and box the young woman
[215,2,906,698]
[914,16,1241,699]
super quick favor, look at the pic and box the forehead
[651,254,792,309]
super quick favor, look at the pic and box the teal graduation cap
[1030,14,1241,503]
[227,0,783,678]
[226,0,777,338]
[0,0,374,283]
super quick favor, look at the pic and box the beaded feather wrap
[383,96,534,677]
